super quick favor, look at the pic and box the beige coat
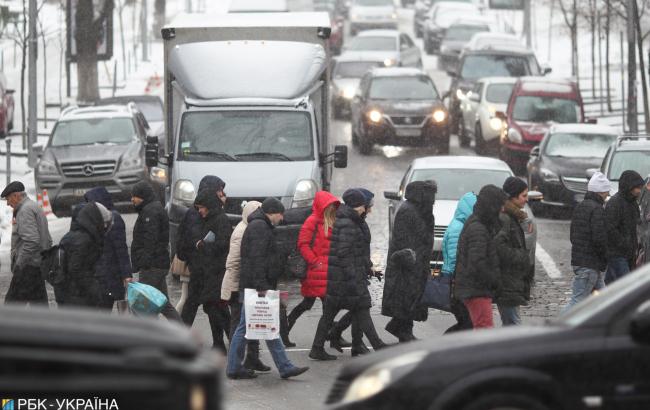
[221,201,262,300]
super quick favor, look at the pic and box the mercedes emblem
[82,163,94,177]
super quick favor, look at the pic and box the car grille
[391,116,426,126]
[561,176,588,193]
[325,378,351,404]
[224,197,269,215]
[434,225,447,238]
[60,160,116,177]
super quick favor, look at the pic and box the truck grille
[561,176,588,193]
[224,197,268,215]
[61,160,116,178]
[391,116,426,126]
[434,225,447,238]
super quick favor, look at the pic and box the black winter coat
[382,181,435,321]
[495,201,533,306]
[131,185,170,272]
[326,205,372,310]
[239,209,283,292]
[59,203,105,306]
[605,170,644,264]
[570,192,608,271]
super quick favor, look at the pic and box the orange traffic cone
[41,190,53,216]
[37,192,43,209]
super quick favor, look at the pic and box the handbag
[170,255,190,277]
[287,224,318,279]
[421,274,452,312]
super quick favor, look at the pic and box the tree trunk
[633,0,650,131]
[590,6,596,98]
[627,0,638,133]
[20,0,27,147]
[606,0,612,111]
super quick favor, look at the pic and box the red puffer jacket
[298,191,340,298]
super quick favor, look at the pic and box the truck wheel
[462,393,550,410]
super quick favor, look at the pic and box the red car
[0,73,15,138]
[498,77,584,175]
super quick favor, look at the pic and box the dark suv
[350,67,449,155]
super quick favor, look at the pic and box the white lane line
[535,243,563,279]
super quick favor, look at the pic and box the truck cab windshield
[178,111,313,161]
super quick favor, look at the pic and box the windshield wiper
[184,151,238,161]
[235,152,293,161]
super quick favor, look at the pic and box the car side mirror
[542,65,553,75]
[32,142,44,158]
[528,190,543,201]
[586,168,598,179]
[630,301,650,344]
[529,146,540,157]
[384,190,400,200]
[145,136,160,168]
[334,145,348,168]
[468,92,480,102]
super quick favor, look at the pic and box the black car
[326,265,650,410]
[350,67,449,155]
[527,124,618,213]
[0,305,222,409]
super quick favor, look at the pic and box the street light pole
[627,0,638,133]
[141,0,149,61]
[27,0,37,167]
[524,0,532,48]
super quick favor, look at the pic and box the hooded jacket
[382,181,436,321]
[570,191,609,271]
[131,182,169,272]
[239,208,283,292]
[605,170,644,262]
[441,192,477,277]
[454,185,506,301]
[84,187,132,300]
[222,201,262,300]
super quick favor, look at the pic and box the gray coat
[11,197,52,271]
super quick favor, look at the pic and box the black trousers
[288,296,354,338]
[182,298,231,351]
[139,269,182,322]
[5,265,48,305]
[313,300,381,349]
[444,299,473,333]
[385,318,413,337]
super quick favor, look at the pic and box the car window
[485,83,514,103]
[445,24,490,41]
[402,34,415,48]
[51,118,137,147]
[334,61,382,78]
[346,36,396,52]
[460,54,531,79]
[135,101,164,122]
[410,168,512,200]
[472,82,483,98]
[544,132,617,158]
[607,150,650,181]
[369,76,438,100]
[512,96,581,123]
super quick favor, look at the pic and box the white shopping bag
[244,288,280,340]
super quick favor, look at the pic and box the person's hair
[323,203,337,237]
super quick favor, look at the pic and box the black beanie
[342,189,366,208]
[503,176,528,198]
[262,197,285,214]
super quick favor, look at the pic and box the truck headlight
[507,127,522,144]
[489,117,503,131]
[172,179,196,207]
[432,109,446,123]
[292,179,318,208]
[368,110,383,123]
[541,167,559,182]
[120,156,143,170]
[342,351,427,404]
[384,58,396,67]
[391,12,397,19]
[37,159,58,175]
[343,86,356,99]
[150,166,167,184]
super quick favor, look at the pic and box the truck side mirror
[384,191,400,200]
[334,145,348,168]
[145,136,160,168]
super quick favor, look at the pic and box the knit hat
[356,188,375,208]
[1,181,25,198]
[342,189,366,208]
[502,176,528,198]
[262,197,285,214]
[587,171,611,193]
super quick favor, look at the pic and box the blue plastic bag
[127,282,168,316]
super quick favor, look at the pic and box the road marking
[536,243,563,279]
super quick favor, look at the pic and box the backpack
[40,244,67,286]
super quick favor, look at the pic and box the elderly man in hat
[2,181,52,304]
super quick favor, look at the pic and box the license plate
[395,128,422,137]
[73,188,88,197]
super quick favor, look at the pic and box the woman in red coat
[287,191,340,335]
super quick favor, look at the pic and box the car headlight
[489,117,503,131]
[342,351,427,404]
[172,179,196,207]
[189,384,206,410]
[351,13,358,20]
[121,155,143,170]
[368,110,383,123]
[391,12,397,19]
[343,86,356,99]
[456,89,465,100]
[383,58,396,67]
[37,159,58,175]
[150,166,167,184]
[292,179,318,208]
[507,127,522,144]
[432,109,446,123]
[540,167,559,182]
[440,45,449,53]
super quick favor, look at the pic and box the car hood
[47,141,137,164]
[350,5,395,16]
[174,160,318,199]
[368,99,443,116]
[433,199,457,228]
[515,121,553,143]
[333,78,361,91]
[339,50,397,62]
[542,155,603,178]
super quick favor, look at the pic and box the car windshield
[485,83,514,103]
[460,54,531,79]
[334,61,382,78]
[135,101,164,122]
[178,111,313,162]
[354,0,393,5]
[369,76,438,100]
[445,25,489,41]
[410,168,511,200]
[544,132,617,158]
[512,96,581,123]
[51,118,136,147]
[608,150,650,181]
[346,36,395,51]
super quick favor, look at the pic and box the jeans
[139,269,182,322]
[463,297,493,329]
[566,266,605,309]
[605,257,631,285]
[497,305,521,326]
[312,301,383,349]
[226,304,294,376]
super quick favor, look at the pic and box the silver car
[349,0,398,35]
[384,155,537,264]
[342,30,422,69]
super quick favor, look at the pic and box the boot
[328,322,352,353]
[385,319,402,340]
[308,346,337,361]
[244,342,271,373]
[280,305,296,347]
[351,343,370,357]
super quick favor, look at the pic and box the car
[350,68,449,154]
[0,305,222,409]
[331,55,384,119]
[447,45,549,143]
[384,156,537,263]
[597,135,650,194]
[325,263,650,410]
[422,2,481,55]
[527,124,618,213]
[464,32,522,52]
[342,30,422,68]
[348,0,398,36]
[437,18,492,72]
[0,72,15,138]
[498,77,584,175]
[458,76,517,155]
[34,104,165,217]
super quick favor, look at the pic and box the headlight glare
[368,110,383,123]
[432,109,446,123]
[172,179,196,207]
[384,58,396,67]
[343,86,356,99]
[489,117,503,131]
[456,89,465,100]
[150,166,167,184]
[391,12,397,19]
